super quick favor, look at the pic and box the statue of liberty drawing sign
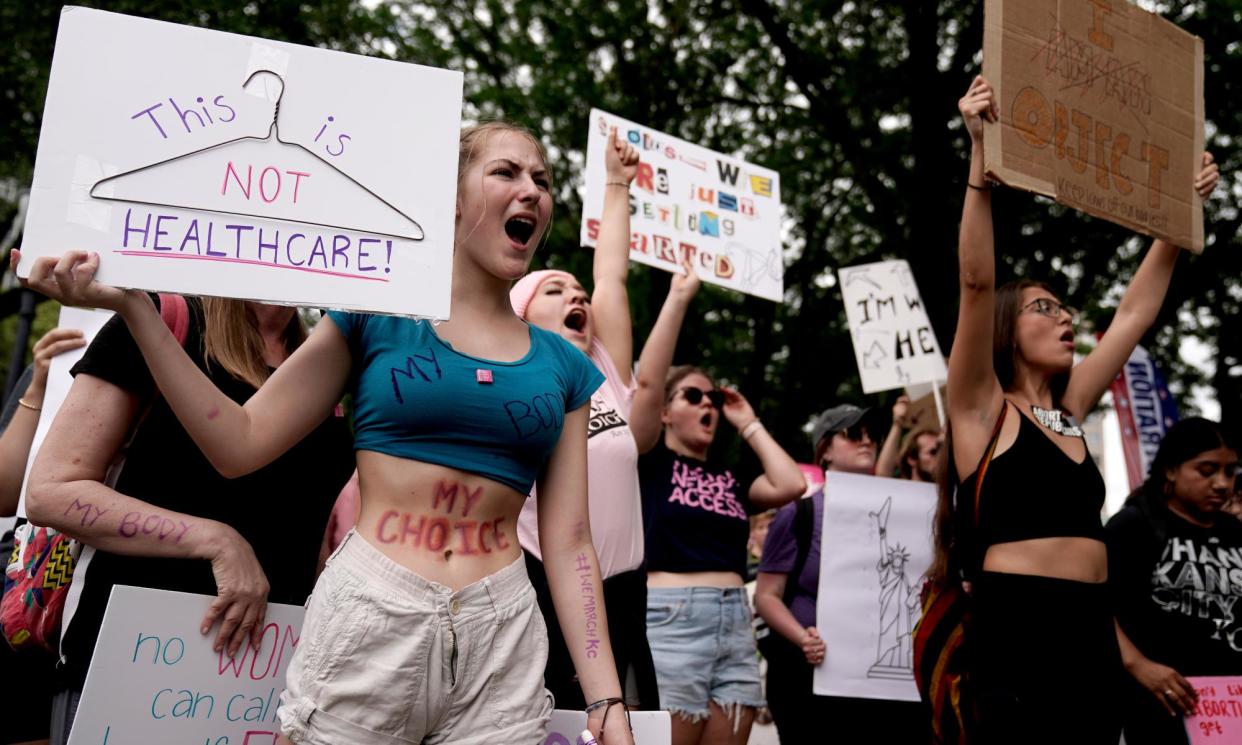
[867,496,924,680]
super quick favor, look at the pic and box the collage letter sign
[20,7,463,317]
[581,109,785,302]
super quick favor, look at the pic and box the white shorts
[278,530,553,744]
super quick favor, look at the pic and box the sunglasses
[839,423,873,443]
[675,386,725,409]
[1022,297,1079,325]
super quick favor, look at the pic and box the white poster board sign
[581,109,784,302]
[813,472,936,701]
[68,586,304,745]
[838,259,947,394]
[20,7,463,318]
[545,710,670,745]
[16,307,114,518]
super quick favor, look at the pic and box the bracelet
[17,398,42,412]
[605,181,630,188]
[585,696,625,714]
[966,181,992,191]
[741,419,764,440]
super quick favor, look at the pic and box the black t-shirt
[60,299,354,690]
[1107,497,1242,676]
[639,440,759,578]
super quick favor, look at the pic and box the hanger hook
[242,69,286,132]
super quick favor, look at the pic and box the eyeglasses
[675,386,725,409]
[1022,297,1079,325]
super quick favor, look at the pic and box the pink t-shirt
[518,338,644,578]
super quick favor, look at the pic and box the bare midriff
[982,537,1108,584]
[647,570,744,588]
[355,450,526,590]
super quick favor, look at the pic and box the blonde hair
[200,298,307,390]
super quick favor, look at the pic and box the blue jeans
[645,587,765,721]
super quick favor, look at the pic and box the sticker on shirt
[669,460,747,520]
[587,392,627,439]
[1151,535,1242,651]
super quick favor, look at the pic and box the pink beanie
[509,269,576,319]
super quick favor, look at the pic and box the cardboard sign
[20,7,463,317]
[581,109,784,302]
[16,307,113,518]
[67,586,304,745]
[1185,677,1242,743]
[983,0,1204,252]
[813,473,936,702]
[544,710,670,745]
[838,260,947,394]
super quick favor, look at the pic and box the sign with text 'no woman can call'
[983,0,1205,252]
[20,7,463,318]
[581,109,785,302]
[67,586,304,745]
[838,260,947,394]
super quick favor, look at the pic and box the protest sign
[983,0,1205,252]
[1108,344,1179,491]
[813,473,936,701]
[67,586,304,745]
[1185,676,1242,743]
[20,7,463,317]
[581,109,784,302]
[15,307,113,518]
[544,710,670,745]
[838,260,947,394]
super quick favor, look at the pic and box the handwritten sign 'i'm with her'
[838,260,946,394]
[20,7,463,318]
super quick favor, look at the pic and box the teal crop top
[327,311,603,494]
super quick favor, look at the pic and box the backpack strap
[781,491,817,606]
[157,293,190,346]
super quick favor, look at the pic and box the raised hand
[605,127,640,186]
[1196,151,1220,199]
[670,254,701,302]
[959,75,999,145]
[26,327,87,401]
[720,387,757,430]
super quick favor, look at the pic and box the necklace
[1030,405,1084,437]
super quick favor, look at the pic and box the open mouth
[505,216,536,246]
[700,412,713,427]
[1060,330,1074,345]
[564,307,588,333]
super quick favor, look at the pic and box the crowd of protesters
[0,69,1234,745]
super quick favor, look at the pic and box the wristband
[741,420,764,440]
[966,181,992,191]
[605,181,630,188]
[17,398,42,412]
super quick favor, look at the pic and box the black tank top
[961,402,1106,555]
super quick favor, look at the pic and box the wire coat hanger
[91,69,425,242]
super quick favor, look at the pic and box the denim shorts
[645,586,765,721]
[278,531,553,745]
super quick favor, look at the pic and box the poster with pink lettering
[19,7,463,318]
[67,586,304,745]
[1185,676,1242,744]
[581,108,785,302]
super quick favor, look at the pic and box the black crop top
[961,402,1106,557]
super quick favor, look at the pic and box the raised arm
[1060,153,1220,420]
[948,76,1005,470]
[26,374,268,656]
[591,129,641,384]
[0,327,86,514]
[873,395,910,478]
[15,250,350,478]
[536,405,634,745]
[723,388,806,509]
[630,257,701,453]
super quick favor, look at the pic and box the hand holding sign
[606,128,641,186]
[1194,152,1219,200]
[203,526,270,657]
[1129,656,1197,717]
[959,75,999,145]
[13,249,136,315]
